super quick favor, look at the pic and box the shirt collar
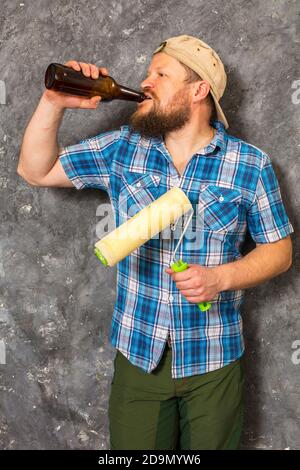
[148,119,227,156]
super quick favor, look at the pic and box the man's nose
[141,77,155,91]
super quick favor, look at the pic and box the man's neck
[164,122,215,162]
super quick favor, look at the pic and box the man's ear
[193,80,211,103]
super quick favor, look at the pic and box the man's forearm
[17,93,65,183]
[216,237,292,292]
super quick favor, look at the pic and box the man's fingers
[180,289,203,297]
[90,96,101,106]
[89,63,99,79]
[62,61,109,79]
[79,62,91,77]
[99,67,109,76]
[176,279,200,289]
[64,60,81,70]
[79,96,101,109]
[185,297,206,304]
[168,270,193,281]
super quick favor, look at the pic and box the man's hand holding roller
[165,265,221,304]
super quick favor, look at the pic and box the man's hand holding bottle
[43,60,109,110]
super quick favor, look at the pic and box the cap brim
[210,90,229,129]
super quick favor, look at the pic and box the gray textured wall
[0,0,299,450]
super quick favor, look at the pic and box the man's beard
[129,87,192,139]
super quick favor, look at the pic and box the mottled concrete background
[0,0,299,450]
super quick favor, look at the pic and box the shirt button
[169,295,174,302]
[170,224,176,231]
[136,182,141,188]
[219,196,224,202]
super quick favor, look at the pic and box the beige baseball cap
[153,34,229,129]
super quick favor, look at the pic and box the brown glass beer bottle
[45,63,147,103]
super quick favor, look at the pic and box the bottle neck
[117,85,147,102]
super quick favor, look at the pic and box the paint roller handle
[170,260,211,312]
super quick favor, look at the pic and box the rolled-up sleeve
[58,129,121,191]
[246,154,294,243]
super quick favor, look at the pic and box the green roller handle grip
[94,247,108,266]
[170,259,211,312]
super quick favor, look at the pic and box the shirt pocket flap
[119,171,161,220]
[121,170,161,190]
[201,185,241,205]
[199,185,242,232]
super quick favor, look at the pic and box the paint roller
[94,186,212,311]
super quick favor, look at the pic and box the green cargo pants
[108,343,244,450]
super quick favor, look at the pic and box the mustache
[143,91,157,100]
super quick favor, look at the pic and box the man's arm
[165,236,293,304]
[216,236,292,291]
[17,61,108,187]
[17,93,72,187]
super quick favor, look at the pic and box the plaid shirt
[59,120,294,378]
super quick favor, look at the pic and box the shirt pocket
[118,170,161,221]
[198,185,242,233]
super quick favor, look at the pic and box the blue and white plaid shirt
[59,120,294,378]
